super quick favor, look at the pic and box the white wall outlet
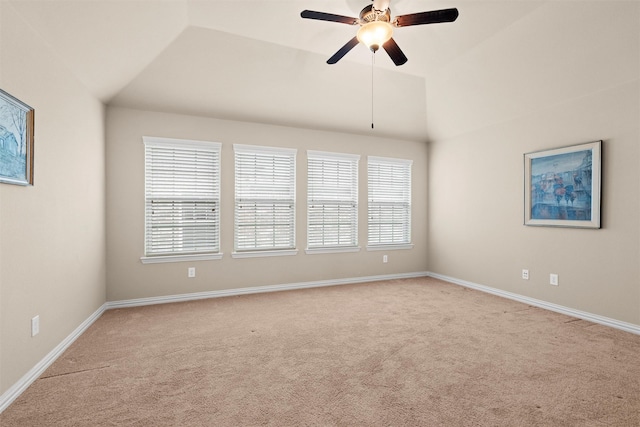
[188,267,196,278]
[383,255,388,263]
[522,269,529,280]
[550,273,559,286]
[31,315,40,337]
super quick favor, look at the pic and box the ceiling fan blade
[382,38,408,66]
[327,36,360,64]
[301,10,358,25]
[394,8,459,27]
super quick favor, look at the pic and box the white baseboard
[107,271,431,309]
[0,304,107,413]
[427,272,640,336]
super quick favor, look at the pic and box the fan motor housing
[359,5,391,23]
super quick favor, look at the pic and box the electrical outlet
[31,315,40,337]
[522,269,529,280]
[383,255,388,263]
[188,267,196,278]
[550,273,559,286]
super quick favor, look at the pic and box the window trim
[305,247,361,255]
[141,253,223,264]
[365,243,413,251]
[231,249,298,259]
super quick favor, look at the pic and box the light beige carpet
[2,277,639,426]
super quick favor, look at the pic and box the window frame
[232,143,298,258]
[367,155,413,251]
[306,150,360,254]
[141,136,223,264]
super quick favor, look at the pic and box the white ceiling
[7,0,638,141]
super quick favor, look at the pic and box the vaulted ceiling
[8,1,638,141]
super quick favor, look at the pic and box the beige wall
[426,2,640,325]
[0,2,106,395]
[105,107,428,301]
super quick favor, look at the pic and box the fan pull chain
[371,51,375,129]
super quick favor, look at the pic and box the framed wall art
[0,89,34,185]
[524,140,601,228]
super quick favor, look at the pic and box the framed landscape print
[524,141,601,228]
[0,89,34,185]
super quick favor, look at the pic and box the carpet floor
[2,277,639,426]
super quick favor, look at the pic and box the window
[367,156,413,249]
[307,150,360,253]
[233,144,297,257]
[142,137,222,263]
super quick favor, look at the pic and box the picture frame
[524,140,601,228]
[0,89,34,186]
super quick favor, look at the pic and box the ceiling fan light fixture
[301,4,458,65]
[357,21,393,52]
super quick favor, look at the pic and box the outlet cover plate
[550,274,559,286]
[522,269,529,280]
[31,315,40,337]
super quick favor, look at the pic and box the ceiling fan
[301,0,459,65]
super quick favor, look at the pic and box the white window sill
[141,253,224,264]
[366,244,414,251]
[232,249,298,259]
[305,246,361,255]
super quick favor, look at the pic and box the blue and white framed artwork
[524,141,601,228]
[0,89,34,186]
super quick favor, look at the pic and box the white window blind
[143,137,221,258]
[368,156,412,247]
[307,150,359,250]
[234,144,296,253]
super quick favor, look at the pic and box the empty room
[1,0,639,425]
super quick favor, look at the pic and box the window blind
[234,144,296,252]
[307,151,359,249]
[367,156,412,246]
[144,137,221,257]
